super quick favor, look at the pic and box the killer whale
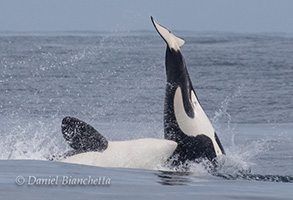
[58,17,225,170]
[61,116,177,169]
[151,17,225,165]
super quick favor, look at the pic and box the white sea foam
[0,117,68,160]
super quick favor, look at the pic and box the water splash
[215,139,268,175]
[212,81,250,144]
[0,117,68,160]
[211,81,270,174]
[205,83,293,183]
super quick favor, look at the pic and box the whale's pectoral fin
[61,116,108,152]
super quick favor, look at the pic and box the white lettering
[21,175,111,186]
[27,176,36,185]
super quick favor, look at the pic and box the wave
[215,172,293,183]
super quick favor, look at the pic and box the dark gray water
[0,31,292,199]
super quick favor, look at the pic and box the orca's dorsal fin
[151,16,185,51]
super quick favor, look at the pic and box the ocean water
[0,31,292,199]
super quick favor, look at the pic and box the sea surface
[0,31,292,199]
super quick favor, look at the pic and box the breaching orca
[61,117,177,169]
[151,17,225,166]
[59,17,225,170]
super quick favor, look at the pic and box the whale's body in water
[60,17,225,170]
[61,117,177,169]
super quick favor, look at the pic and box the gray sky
[1,0,293,33]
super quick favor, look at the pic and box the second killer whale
[151,17,225,166]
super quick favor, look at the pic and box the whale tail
[151,16,225,165]
[61,116,108,152]
[151,16,185,51]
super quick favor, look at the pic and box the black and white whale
[61,116,177,169]
[60,17,225,170]
[151,17,225,166]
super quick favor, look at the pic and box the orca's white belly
[61,138,177,170]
